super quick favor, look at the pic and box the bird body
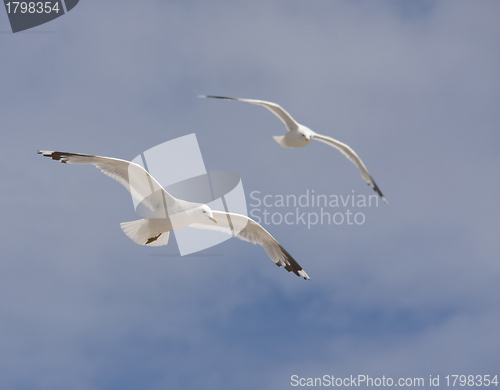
[38,150,310,280]
[273,124,313,148]
[200,95,387,203]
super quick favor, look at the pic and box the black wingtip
[39,151,65,161]
[278,244,310,280]
[37,151,96,163]
[371,180,388,204]
[38,150,56,158]
[201,95,237,101]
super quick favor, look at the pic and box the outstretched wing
[190,211,310,280]
[311,134,387,203]
[37,150,177,210]
[200,95,300,132]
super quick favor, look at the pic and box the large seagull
[200,95,387,203]
[38,150,310,280]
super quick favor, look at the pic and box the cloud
[0,0,499,388]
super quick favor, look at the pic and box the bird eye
[203,210,206,213]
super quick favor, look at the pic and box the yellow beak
[209,217,218,224]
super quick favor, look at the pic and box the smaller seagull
[200,95,387,204]
[38,150,310,280]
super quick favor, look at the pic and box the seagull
[200,95,387,204]
[38,150,310,280]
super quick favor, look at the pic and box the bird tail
[272,135,287,147]
[120,218,170,247]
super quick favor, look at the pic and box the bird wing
[200,95,300,132]
[189,211,310,280]
[38,150,177,210]
[311,134,387,203]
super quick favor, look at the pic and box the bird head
[199,204,218,224]
[298,127,314,143]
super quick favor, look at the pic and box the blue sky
[0,1,499,389]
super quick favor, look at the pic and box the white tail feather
[120,218,170,247]
[272,135,286,147]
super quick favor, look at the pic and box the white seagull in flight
[38,150,310,280]
[200,95,387,204]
